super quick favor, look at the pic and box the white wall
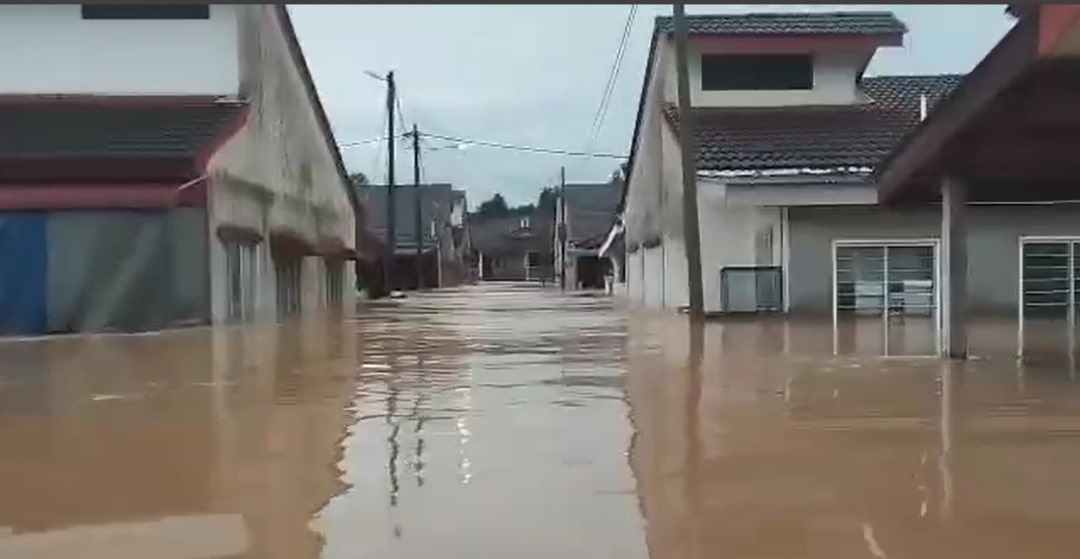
[0,5,240,95]
[697,186,782,313]
[658,36,868,108]
[207,5,356,323]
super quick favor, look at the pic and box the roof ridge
[655,10,899,21]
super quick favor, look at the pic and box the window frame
[80,4,211,20]
[700,53,814,92]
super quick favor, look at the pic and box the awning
[269,227,315,257]
[216,223,263,245]
[877,6,1080,204]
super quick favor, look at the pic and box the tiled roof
[0,101,246,159]
[563,183,621,248]
[654,12,906,36]
[663,74,963,175]
[357,183,455,247]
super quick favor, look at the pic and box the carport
[877,5,1080,359]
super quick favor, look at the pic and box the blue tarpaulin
[0,212,48,335]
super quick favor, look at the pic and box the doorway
[1019,237,1080,361]
[832,239,939,356]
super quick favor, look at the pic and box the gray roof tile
[664,74,963,174]
[0,101,246,159]
[654,11,906,36]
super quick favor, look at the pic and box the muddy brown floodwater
[2,283,1080,558]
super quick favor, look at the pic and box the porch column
[941,177,969,359]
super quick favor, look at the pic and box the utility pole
[674,4,705,320]
[384,71,397,293]
[559,166,567,290]
[412,123,423,290]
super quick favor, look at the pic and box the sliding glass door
[833,240,939,356]
[1019,238,1080,362]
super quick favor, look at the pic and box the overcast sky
[289,4,1016,208]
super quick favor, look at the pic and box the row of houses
[607,5,1080,358]
[0,4,389,336]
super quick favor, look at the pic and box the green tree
[476,193,510,218]
[348,172,369,187]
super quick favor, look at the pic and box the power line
[587,4,637,150]
[419,131,627,160]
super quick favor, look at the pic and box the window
[81,4,210,20]
[526,252,541,268]
[520,216,531,229]
[225,242,258,322]
[700,54,813,91]
[324,259,344,308]
[275,258,303,318]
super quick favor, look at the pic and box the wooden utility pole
[412,123,423,290]
[673,4,705,319]
[385,71,397,293]
[559,166,567,290]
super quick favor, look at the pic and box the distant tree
[348,172,369,188]
[536,187,557,216]
[476,193,510,218]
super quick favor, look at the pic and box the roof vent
[919,94,928,121]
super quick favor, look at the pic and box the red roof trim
[0,181,206,211]
[195,105,251,172]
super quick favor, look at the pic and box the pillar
[941,177,968,359]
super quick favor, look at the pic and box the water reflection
[317,286,644,559]
[0,316,358,559]
[626,315,1080,558]
[6,284,1080,558]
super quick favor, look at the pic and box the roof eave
[875,16,1039,205]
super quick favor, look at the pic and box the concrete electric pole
[412,123,423,290]
[385,71,397,294]
[673,4,705,320]
[559,166,567,290]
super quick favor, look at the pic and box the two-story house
[621,12,962,323]
[0,4,358,335]
[470,211,553,282]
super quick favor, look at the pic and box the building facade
[615,13,995,321]
[0,4,358,335]
[469,212,554,282]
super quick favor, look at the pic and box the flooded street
[3,283,1080,558]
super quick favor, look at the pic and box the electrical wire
[419,131,627,160]
[587,4,637,151]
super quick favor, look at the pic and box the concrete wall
[787,204,1080,315]
[206,5,356,323]
[0,5,239,95]
[658,36,868,108]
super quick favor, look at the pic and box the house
[0,4,359,335]
[357,183,470,291]
[874,4,1080,358]
[618,11,969,322]
[554,182,622,289]
[469,210,553,282]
